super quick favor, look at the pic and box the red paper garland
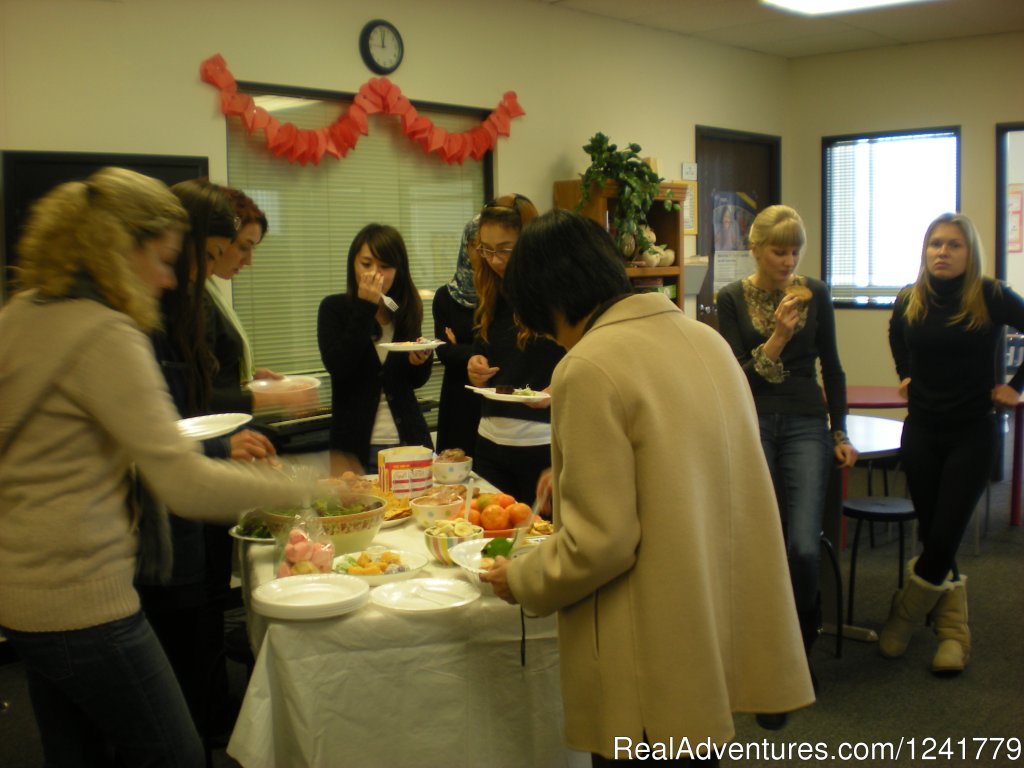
[199,54,525,166]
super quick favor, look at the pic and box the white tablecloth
[228,520,588,768]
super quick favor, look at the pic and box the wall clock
[359,20,403,75]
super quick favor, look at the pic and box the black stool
[842,496,916,625]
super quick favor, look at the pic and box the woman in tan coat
[483,210,813,765]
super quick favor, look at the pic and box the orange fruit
[470,498,479,511]
[447,508,481,525]
[492,493,516,508]
[507,502,532,526]
[480,504,510,531]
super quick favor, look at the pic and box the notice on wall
[1010,184,1023,254]
[713,250,755,294]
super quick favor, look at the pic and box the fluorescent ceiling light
[761,0,932,15]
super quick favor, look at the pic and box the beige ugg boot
[878,559,951,659]
[931,576,970,675]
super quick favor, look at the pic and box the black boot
[798,596,822,695]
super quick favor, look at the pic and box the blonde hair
[902,212,989,330]
[747,204,807,252]
[473,194,538,343]
[15,167,188,331]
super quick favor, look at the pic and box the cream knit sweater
[0,294,312,632]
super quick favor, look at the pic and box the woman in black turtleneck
[882,212,1024,676]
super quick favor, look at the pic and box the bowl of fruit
[471,492,535,537]
[423,519,485,566]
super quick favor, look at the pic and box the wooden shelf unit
[553,179,688,308]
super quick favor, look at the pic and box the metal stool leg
[820,534,843,659]
[847,518,863,626]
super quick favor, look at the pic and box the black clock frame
[359,19,403,75]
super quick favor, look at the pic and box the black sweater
[432,287,480,453]
[717,276,848,433]
[318,293,433,467]
[472,294,564,423]
[889,275,1024,426]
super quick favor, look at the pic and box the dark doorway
[694,126,781,327]
[2,151,208,302]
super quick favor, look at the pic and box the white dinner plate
[332,549,428,586]
[464,385,551,404]
[378,340,445,353]
[370,578,480,612]
[251,573,369,620]
[176,413,252,440]
[246,375,321,394]
[228,524,275,544]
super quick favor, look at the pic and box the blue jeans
[3,611,203,768]
[757,413,832,614]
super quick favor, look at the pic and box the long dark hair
[163,179,238,414]
[345,223,422,342]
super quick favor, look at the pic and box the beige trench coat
[507,293,814,758]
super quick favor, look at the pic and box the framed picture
[680,181,698,235]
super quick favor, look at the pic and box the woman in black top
[882,212,1024,674]
[467,195,564,505]
[717,205,857,711]
[318,224,433,474]
[432,217,481,454]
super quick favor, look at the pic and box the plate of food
[250,573,370,620]
[464,385,551,403]
[332,548,428,586]
[246,375,321,394]
[377,339,445,353]
[176,413,252,440]
[370,578,480,612]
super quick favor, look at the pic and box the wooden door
[694,126,780,327]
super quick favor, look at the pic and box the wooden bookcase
[552,180,688,308]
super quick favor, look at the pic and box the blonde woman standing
[716,205,857,723]
[883,212,1024,674]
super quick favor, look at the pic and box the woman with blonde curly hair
[0,167,317,767]
[466,194,564,505]
[882,212,1024,675]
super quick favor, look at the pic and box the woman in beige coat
[483,210,813,765]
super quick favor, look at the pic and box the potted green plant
[577,132,678,257]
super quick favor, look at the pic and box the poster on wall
[712,191,757,252]
[1009,183,1023,254]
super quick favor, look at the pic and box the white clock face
[371,25,401,69]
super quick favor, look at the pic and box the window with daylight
[225,88,490,413]
[823,128,959,306]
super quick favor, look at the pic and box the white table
[228,520,588,768]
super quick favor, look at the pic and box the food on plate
[426,519,480,537]
[495,385,514,395]
[513,387,543,397]
[277,529,334,578]
[784,284,812,303]
[435,448,468,462]
[529,518,554,536]
[334,550,410,576]
[333,471,411,521]
[383,504,412,522]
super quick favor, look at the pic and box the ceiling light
[761,0,933,15]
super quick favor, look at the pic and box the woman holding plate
[318,223,434,474]
[467,194,564,505]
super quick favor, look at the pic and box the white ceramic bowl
[261,494,387,555]
[448,538,491,588]
[410,494,465,529]
[432,457,472,484]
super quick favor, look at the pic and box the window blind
[824,130,959,305]
[225,91,488,409]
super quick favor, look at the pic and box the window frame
[820,125,961,309]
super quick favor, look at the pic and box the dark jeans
[473,435,551,505]
[900,413,996,584]
[757,413,832,613]
[3,611,203,768]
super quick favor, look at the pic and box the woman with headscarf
[432,216,482,454]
